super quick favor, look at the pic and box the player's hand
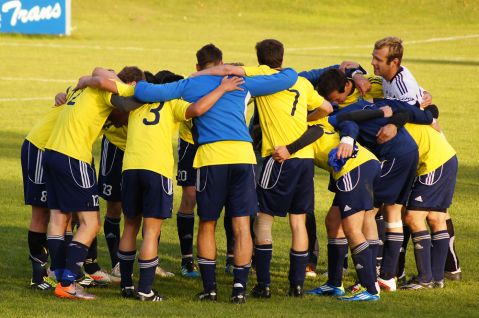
[54,92,67,106]
[352,74,371,96]
[421,91,433,108]
[74,75,92,91]
[272,146,291,163]
[339,61,360,72]
[376,124,397,144]
[380,106,393,118]
[219,76,244,92]
[337,142,353,159]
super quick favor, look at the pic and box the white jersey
[381,66,424,105]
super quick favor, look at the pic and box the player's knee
[106,201,122,218]
[426,212,446,229]
[253,214,273,245]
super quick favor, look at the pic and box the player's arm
[92,67,122,82]
[376,110,409,144]
[272,125,324,163]
[328,107,392,126]
[110,95,144,112]
[54,92,67,106]
[307,101,334,121]
[134,79,188,103]
[190,64,245,77]
[420,90,432,108]
[336,120,359,159]
[245,68,298,96]
[185,76,244,119]
[299,65,339,86]
[74,75,120,93]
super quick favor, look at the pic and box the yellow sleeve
[103,81,135,107]
[306,82,325,111]
[242,65,277,76]
[172,99,191,122]
[365,75,384,99]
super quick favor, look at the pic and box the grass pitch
[0,1,478,317]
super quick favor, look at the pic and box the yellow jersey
[104,125,128,151]
[340,75,384,108]
[193,141,256,168]
[45,82,134,163]
[122,99,190,179]
[243,65,324,159]
[26,105,65,151]
[404,123,456,175]
[310,117,378,179]
[179,121,194,144]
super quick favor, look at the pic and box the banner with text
[0,0,71,35]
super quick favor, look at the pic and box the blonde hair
[374,36,403,65]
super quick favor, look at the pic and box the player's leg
[223,214,235,274]
[118,214,141,298]
[444,211,461,280]
[305,209,318,278]
[104,201,122,278]
[288,213,309,297]
[196,220,218,300]
[363,209,380,282]
[426,211,449,288]
[252,212,274,298]
[231,215,253,303]
[177,186,199,277]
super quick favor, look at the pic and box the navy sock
[343,253,349,270]
[380,232,403,280]
[224,216,235,257]
[62,241,89,286]
[289,249,308,287]
[368,239,380,280]
[412,231,432,283]
[177,212,194,264]
[104,217,121,268]
[445,219,460,272]
[254,244,272,286]
[351,242,377,295]
[84,237,101,274]
[118,250,136,288]
[397,225,410,277]
[327,238,348,287]
[47,234,65,281]
[198,257,216,292]
[138,257,159,294]
[376,215,385,268]
[306,212,318,266]
[28,231,48,283]
[233,263,251,292]
[431,230,450,281]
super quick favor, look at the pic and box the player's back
[26,104,65,151]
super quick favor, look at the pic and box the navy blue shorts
[21,140,48,207]
[333,160,381,219]
[257,157,314,217]
[43,150,99,212]
[374,149,418,206]
[176,138,197,187]
[196,164,257,221]
[122,169,173,219]
[407,155,458,212]
[98,136,124,202]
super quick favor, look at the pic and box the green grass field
[1,0,478,317]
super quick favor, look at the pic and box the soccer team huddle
[22,36,461,303]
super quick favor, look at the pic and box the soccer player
[21,92,68,290]
[44,67,144,300]
[192,39,333,297]
[370,36,460,282]
[134,58,298,303]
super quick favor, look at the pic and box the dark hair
[196,44,223,70]
[255,39,284,68]
[144,70,184,84]
[117,66,145,83]
[316,69,348,98]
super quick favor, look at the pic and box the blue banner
[0,0,70,35]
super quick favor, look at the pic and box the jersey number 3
[143,102,164,125]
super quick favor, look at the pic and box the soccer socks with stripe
[380,232,403,280]
[397,225,411,277]
[118,250,136,288]
[138,257,159,294]
[368,240,380,280]
[445,218,460,272]
[412,231,433,283]
[104,217,121,268]
[47,234,65,281]
[233,263,251,292]
[28,231,48,284]
[62,241,89,286]
[254,244,272,286]
[84,237,101,274]
[289,249,308,287]
[177,212,194,265]
[198,257,217,292]
[431,230,450,281]
[351,242,377,295]
[376,215,385,268]
[327,238,348,287]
